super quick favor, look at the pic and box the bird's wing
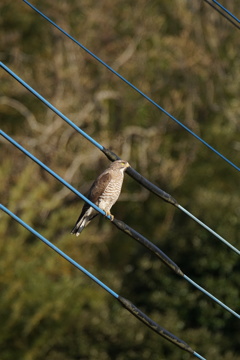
[89,171,111,203]
[77,171,111,218]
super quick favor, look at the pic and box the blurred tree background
[0,0,239,359]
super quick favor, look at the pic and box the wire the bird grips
[101,147,179,206]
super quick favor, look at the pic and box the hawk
[71,160,130,236]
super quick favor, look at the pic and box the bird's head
[110,159,130,171]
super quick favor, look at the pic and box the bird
[71,160,130,236]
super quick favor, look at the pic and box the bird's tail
[71,214,98,236]
[71,217,89,236]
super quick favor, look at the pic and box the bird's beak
[126,162,130,168]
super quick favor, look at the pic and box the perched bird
[71,160,130,236]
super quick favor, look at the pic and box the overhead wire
[1,62,239,257]
[21,0,240,172]
[210,0,240,23]
[1,130,240,320]
[2,2,238,355]
[202,0,240,30]
[0,204,206,360]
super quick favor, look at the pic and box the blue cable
[20,0,240,172]
[0,130,109,220]
[2,128,239,256]
[1,130,240,320]
[1,62,239,255]
[178,205,240,256]
[195,353,206,360]
[0,62,103,152]
[183,275,240,319]
[0,204,207,359]
[0,204,119,298]
[202,0,240,30]
[211,0,240,23]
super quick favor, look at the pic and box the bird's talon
[105,211,114,221]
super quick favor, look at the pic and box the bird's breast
[98,175,124,211]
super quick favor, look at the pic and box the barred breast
[98,170,124,212]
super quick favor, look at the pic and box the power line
[0,130,108,219]
[1,130,240,320]
[21,0,240,172]
[112,218,240,319]
[0,204,206,360]
[1,4,238,354]
[210,0,240,23]
[202,0,240,30]
[177,205,240,255]
[1,64,238,256]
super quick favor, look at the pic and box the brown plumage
[71,160,130,236]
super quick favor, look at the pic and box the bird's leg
[105,210,114,221]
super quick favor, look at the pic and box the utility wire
[177,205,240,255]
[210,0,240,23]
[202,0,240,30]
[0,130,108,219]
[112,218,240,320]
[0,205,206,360]
[1,130,240,320]
[21,0,240,172]
[1,62,239,256]
[1,4,238,351]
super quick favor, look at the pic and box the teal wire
[0,130,109,220]
[194,352,207,360]
[20,0,240,172]
[184,275,240,319]
[1,131,240,320]
[178,205,240,256]
[211,0,240,23]
[0,204,119,298]
[1,64,238,256]
[0,204,207,359]
[202,0,240,30]
[0,62,103,152]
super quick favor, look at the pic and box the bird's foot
[106,211,114,221]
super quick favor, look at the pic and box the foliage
[0,0,239,359]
